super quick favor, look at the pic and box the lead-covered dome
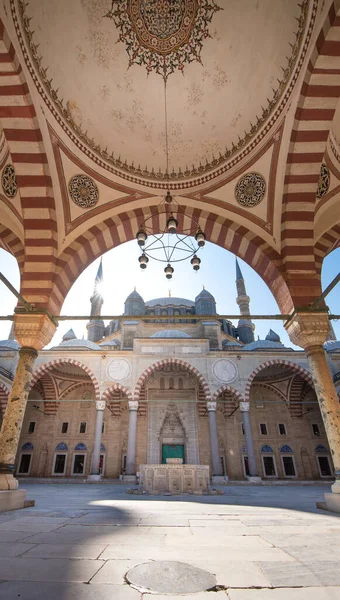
[146,297,194,308]
[52,339,100,351]
[151,330,191,338]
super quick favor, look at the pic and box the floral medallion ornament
[68,174,99,208]
[105,0,222,81]
[316,163,330,199]
[1,164,18,198]
[235,172,266,208]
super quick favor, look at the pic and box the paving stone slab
[189,559,271,588]
[228,588,340,600]
[143,593,229,599]
[22,543,108,559]
[0,557,103,582]
[91,558,151,584]
[0,543,37,558]
[257,561,320,587]
[303,561,340,586]
[260,533,340,548]
[0,581,140,600]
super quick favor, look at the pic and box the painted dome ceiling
[16,0,310,180]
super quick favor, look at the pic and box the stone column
[286,311,340,495]
[125,400,138,476]
[89,400,106,480]
[240,401,259,478]
[207,401,223,477]
[0,313,56,492]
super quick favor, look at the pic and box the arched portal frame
[30,358,100,401]
[102,383,133,401]
[245,360,314,402]
[134,358,211,401]
[212,384,244,404]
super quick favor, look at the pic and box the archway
[134,358,211,401]
[30,358,100,400]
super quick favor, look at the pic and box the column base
[123,475,137,484]
[246,476,262,483]
[87,474,102,482]
[0,474,18,490]
[331,480,340,494]
[211,476,228,485]
[324,492,340,514]
[0,489,27,512]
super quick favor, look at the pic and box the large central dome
[17,0,310,179]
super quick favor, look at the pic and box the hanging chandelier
[135,83,206,280]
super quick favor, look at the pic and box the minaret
[86,259,105,343]
[235,258,255,344]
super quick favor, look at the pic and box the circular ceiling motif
[235,172,266,208]
[68,174,99,208]
[1,164,18,198]
[105,0,221,81]
[212,359,238,383]
[107,359,131,381]
[316,163,330,199]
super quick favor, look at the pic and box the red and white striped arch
[134,358,211,401]
[315,222,340,273]
[54,205,292,314]
[30,358,100,400]
[212,384,244,404]
[0,19,58,313]
[282,1,340,306]
[245,359,314,402]
[102,383,132,401]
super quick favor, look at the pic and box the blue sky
[0,243,339,349]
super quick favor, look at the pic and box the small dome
[324,340,340,352]
[151,330,191,338]
[222,339,242,347]
[0,339,20,350]
[146,297,194,308]
[126,289,144,302]
[242,340,288,351]
[195,288,215,303]
[62,328,76,342]
[53,339,100,351]
[265,329,281,343]
[99,339,120,347]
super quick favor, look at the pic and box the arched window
[160,377,165,390]
[261,445,273,453]
[178,378,183,390]
[280,445,293,453]
[315,445,328,453]
[18,442,34,475]
[22,442,34,451]
[74,443,87,451]
[169,377,175,390]
[56,442,68,452]
[100,443,106,452]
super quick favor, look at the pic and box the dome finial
[203,285,205,290]
[134,286,136,291]
[169,289,171,297]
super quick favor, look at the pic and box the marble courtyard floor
[0,483,340,599]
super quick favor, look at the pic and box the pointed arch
[30,358,100,400]
[245,360,314,402]
[134,358,211,401]
[102,382,132,401]
[212,384,244,404]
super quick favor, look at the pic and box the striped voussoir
[315,222,340,273]
[245,360,314,402]
[102,383,132,401]
[30,358,100,400]
[212,384,244,404]
[0,381,9,419]
[0,19,58,313]
[54,204,292,315]
[0,225,24,272]
[282,1,340,305]
[134,358,211,401]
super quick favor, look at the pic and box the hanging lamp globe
[191,255,201,271]
[195,228,206,248]
[164,190,173,204]
[138,253,149,269]
[166,214,179,235]
[136,228,148,246]
[164,263,174,279]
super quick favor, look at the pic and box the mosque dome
[151,330,191,338]
[99,339,120,348]
[146,297,194,308]
[126,290,144,302]
[194,289,215,303]
[53,339,100,351]
[242,340,288,351]
[0,339,21,350]
[62,328,76,342]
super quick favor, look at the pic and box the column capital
[128,400,139,411]
[240,401,250,412]
[285,311,330,350]
[207,401,217,412]
[14,313,57,350]
[96,400,106,411]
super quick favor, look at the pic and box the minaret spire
[87,258,105,342]
[235,257,254,343]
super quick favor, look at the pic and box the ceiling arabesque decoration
[13,0,314,184]
[105,0,221,81]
